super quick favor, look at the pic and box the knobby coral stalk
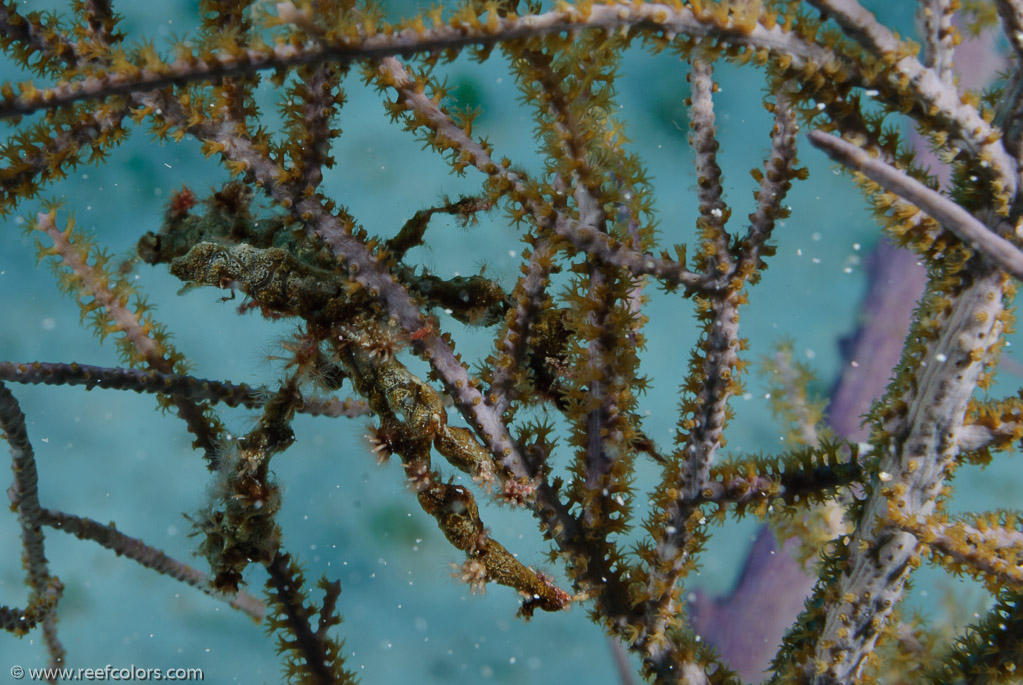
[798,264,1012,683]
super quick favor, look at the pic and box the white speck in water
[41,317,56,331]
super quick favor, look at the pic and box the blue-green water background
[0,1,1017,682]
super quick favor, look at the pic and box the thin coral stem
[0,359,370,418]
[40,508,264,620]
[688,53,732,272]
[0,383,65,667]
[739,90,800,278]
[809,130,1023,280]
[0,360,257,405]
[487,238,555,416]
[891,509,1023,593]
[0,2,850,122]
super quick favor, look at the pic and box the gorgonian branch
[0,2,853,119]
[0,103,131,215]
[804,0,1017,207]
[265,552,356,685]
[0,3,79,75]
[486,237,556,416]
[0,383,64,666]
[33,209,224,463]
[40,508,264,620]
[0,360,258,406]
[890,508,1023,593]
[688,53,732,273]
[918,0,957,86]
[0,360,371,418]
[377,55,706,292]
[780,263,1013,683]
[809,130,1023,280]
[737,88,802,283]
